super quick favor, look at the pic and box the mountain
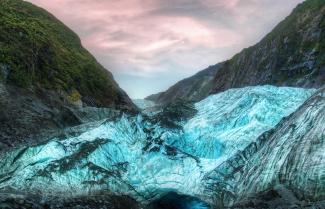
[0,0,323,208]
[0,0,137,149]
[147,0,325,105]
[0,86,315,208]
[146,63,223,105]
[211,0,325,94]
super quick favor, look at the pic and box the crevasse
[0,86,315,202]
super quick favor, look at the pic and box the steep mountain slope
[0,0,135,109]
[0,0,137,149]
[204,86,325,208]
[0,86,314,207]
[211,0,325,95]
[147,0,325,105]
[146,63,223,105]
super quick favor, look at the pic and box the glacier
[204,87,325,208]
[0,86,316,204]
[168,86,316,160]
[133,99,156,110]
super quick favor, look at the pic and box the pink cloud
[25,0,304,98]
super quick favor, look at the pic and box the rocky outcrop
[0,83,124,151]
[0,0,137,149]
[0,189,140,209]
[204,86,325,208]
[147,0,325,105]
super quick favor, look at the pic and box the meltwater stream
[0,86,315,204]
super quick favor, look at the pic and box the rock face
[204,86,325,208]
[211,0,325,95]
[146,64,223,105]
[0,0,137,149]
[0,86,314,208]
[0,82,124,151]
[147,0,325,105]
[0,189,140,209]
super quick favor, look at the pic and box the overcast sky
[26,0,304,98]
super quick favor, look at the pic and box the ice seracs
[168,85,316,160]
[0,86,316,204]
[204,87,325,207]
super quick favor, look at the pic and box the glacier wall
[204,87,325,207]
[168,86,315,161]
[0,86,316,203]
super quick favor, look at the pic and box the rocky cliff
[0,0,137,150]
[147,0,325,105]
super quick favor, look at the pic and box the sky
[26,0,304,99]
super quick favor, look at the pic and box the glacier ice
[203,87,325,207]
[133,99,156,110]
[0,86,316,203]
[168,85,315,160]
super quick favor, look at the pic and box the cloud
[26,0,304,98]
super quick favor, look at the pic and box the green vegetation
[0,0,125,107]
[261,1,314,63]
[318,11,325,67]
[226,0,324,82]
[295,0,325,12]
[67,89,82,103]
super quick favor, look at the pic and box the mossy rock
[0,0,135,110]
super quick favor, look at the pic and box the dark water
[147,192,210,209]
